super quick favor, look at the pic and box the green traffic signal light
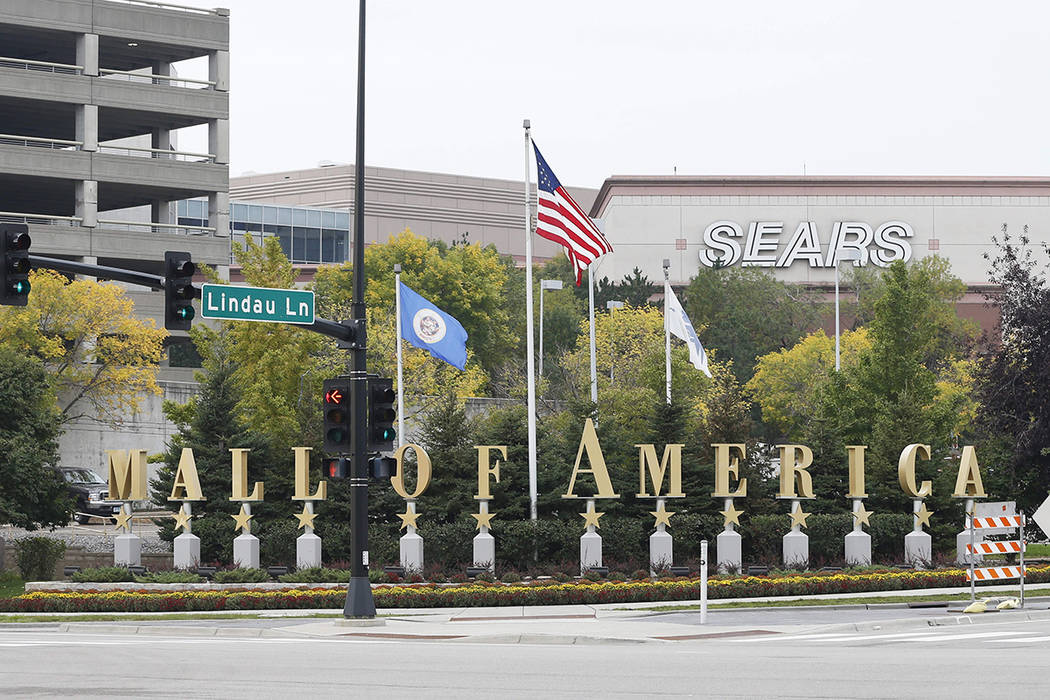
[12,279,30,295]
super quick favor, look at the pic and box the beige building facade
[231,163,597,264]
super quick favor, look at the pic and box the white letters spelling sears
[699,220,913,269]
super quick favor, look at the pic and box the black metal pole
[344,0,375,619]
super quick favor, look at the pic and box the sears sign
[698,220,914,269]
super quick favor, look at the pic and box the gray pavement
[3,609,1050,699]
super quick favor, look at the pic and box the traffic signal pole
[344,0,376,619]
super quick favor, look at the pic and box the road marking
[986,635,1050,643]
[897,631,1022,642]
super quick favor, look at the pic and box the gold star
[852,503,873,527]
[231,504,253,533]
[113,511,132,532]
[471,510,495,530]
[650,504,675,528]
[294,507,317,530]
[171,507,192,532]
[720,502,744,528]
[580,509,605,529]
[788,506,812,529]
[915,502,934,528]
[397,508,420,530]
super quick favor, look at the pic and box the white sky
[176,0,1050,188]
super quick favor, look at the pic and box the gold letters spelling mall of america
[103,418,987,536]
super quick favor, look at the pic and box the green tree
[974,229,1050,509]
[360,229,517,373]
[0,346,69,529]
[817,262,966,521]
[682,266,821,383]
[416,391,478,523]
[151,330,293,564]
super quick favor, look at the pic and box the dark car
[49,467,123,524]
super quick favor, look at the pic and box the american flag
[533,142,613,285]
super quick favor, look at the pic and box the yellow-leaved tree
[0,269,166,426]
[746,328,871,439]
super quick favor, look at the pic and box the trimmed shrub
[213,567,270,583]
[15,537,66,582]
[71,566,134,583]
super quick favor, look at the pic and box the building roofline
[588,175,1050,217]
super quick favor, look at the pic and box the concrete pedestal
[580,530,602,573]
[905,530,932,568]
[956,530,983,565]
[783,529,809,568]
[233,533,260,569]
[173,532,200,570]
[114,533,141,567]
[649,529,673,575]
[844,530,872,566]
[297,532,322,569]
[400,531,424,573]
[473,531,495,572]
[716,529,742,574]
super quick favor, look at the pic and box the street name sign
[200,283,315,325]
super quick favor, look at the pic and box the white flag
[664,287,712,378]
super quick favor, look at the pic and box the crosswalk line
[987,635,1050,643]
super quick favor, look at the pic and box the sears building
[588,176,1050,328]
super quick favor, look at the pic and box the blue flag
[398,282,468,370]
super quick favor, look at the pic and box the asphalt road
[1,618,1048,698]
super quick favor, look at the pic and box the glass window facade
[178,199,351,265]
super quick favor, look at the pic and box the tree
[360,229,518,373]
[416,391,478,523]
[0,269,166,426]
[151,330,292,564]
[213,236,328,452]
[682,266,821,384]
[0,346,69,529]
[845,255,978,370]
[747,329,871,440]
[816,261,968,519]
[974,229,1050,509]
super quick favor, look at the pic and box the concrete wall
[58,372,199,484]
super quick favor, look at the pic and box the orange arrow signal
[325,389,344,404]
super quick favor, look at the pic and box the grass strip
[628,587,1050,611]
[0,611,348,623]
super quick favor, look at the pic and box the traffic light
[366,376,396,453]
[323,456,347,479]
[164,251,198,330]
[369,455,396,479]
[323,377,351,453]
[1,223,31,306]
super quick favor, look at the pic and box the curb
[814,607,1050,634]
[56,623,289,638]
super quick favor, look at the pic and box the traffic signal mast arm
[30,254,361,343]
[31,255,166,291]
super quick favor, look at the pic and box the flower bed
[2,565,1047,613]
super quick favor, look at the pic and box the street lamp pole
[539,279,562,377]
[834,248,862,371]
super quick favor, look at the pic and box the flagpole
[663,258,671,405]
[394,264,405,446]
[523,119,538,522]
[588,263,598,406]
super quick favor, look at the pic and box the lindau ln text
[205,289,310,317]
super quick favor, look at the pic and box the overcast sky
[180,0,1050,188]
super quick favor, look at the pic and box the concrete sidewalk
[32,592,1050,645]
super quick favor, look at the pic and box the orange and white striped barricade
[967,513,1025,607]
